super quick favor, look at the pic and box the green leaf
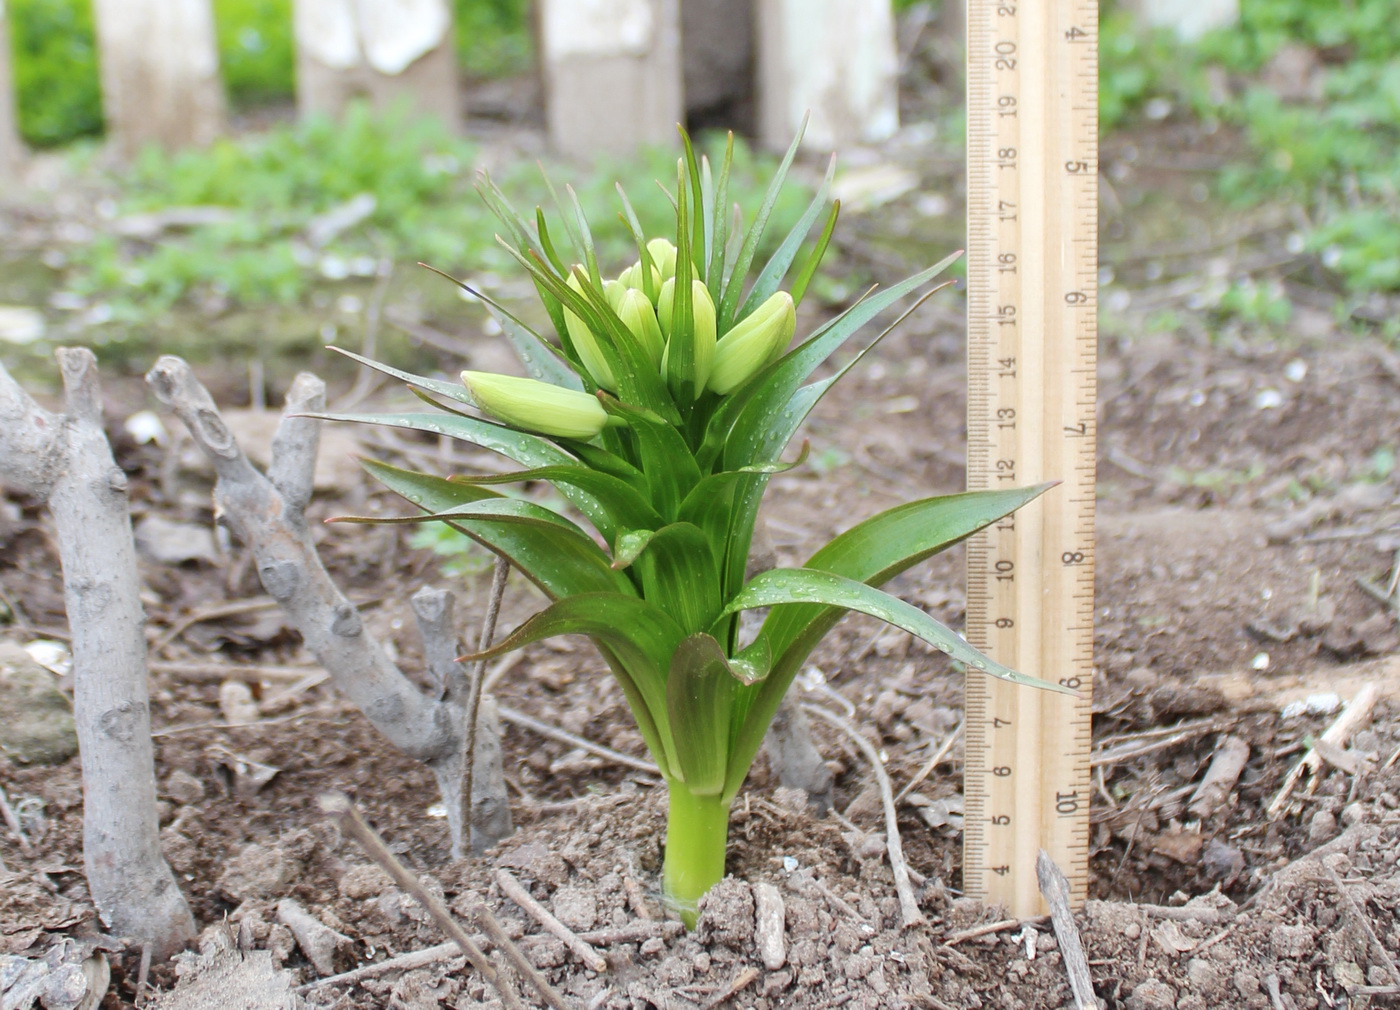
[707,134,735,290]
[460,592,685,778]
[722,252,963,471]
[735,154,836,321]
[717,120,807,333]
[449,464,663,541]
[312,408,574,469]
[724,568,1066,693]
[355,460,635,601]
[599,394,702,520]
[325,346,476,408]
[630,522,722,636]
[719,484,1052,798]
[414,264,582,391]
[666,633,737,795]
[788,199,840,307]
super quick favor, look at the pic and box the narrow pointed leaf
[724,568,1067,693]
[788,199,841,307]
[717,120,806,333]
[326,345,476,407]
[449,464,662,539]
[736,154,836,320]
[355,460,635,600]
[720,484,1052,798]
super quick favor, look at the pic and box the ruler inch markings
[962,0,1098,917]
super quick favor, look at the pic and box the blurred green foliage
[9,0,102,145]
[63,105,810,324]
[213,0,295,107]
[9,0,532,146]
[1100,0,1400,295]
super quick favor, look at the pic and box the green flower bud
[660,278,717,392]
[646,237,678,281]
[461,370,608,439]
[604,279,627,312]
[615,287,665,366]
[618,260,661,299]
[564,270,617,389]
[707,291,796,394]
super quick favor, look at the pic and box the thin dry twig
[317,792,550,1010]
[151,597,280,654]
[494,868,608,974]
[461,559,509,859]
[147,660,316,683]
[1092,717,1229,768]
[1187,734,1251,820]
[804,703,924,927]
[497,704,660,775]
[300,922,676,993]
[895,721,963,804]
[1267,682,1378,817]
[700,967,759,1010]
[1037,850,1100,1010]
[1320,864,1400,987]
[0,783,34,856]
[943,915,1048,946]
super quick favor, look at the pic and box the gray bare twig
[494,868,608,974]
[1036,850,1100,1010]
[148,356,514,858]
[803,703,924,927]
[0,350,195,960]
[317,792,548,1010]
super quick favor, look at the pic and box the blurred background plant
[4,0,1397,369]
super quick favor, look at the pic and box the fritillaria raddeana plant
[324,130,1063,925]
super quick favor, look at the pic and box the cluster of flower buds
[462,237,797,439]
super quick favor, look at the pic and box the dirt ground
[6,57,1400,1010]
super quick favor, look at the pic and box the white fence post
[91,0,226,157]
[0,0,21,177]
[1123,0,1238,40]
[755,0,899,151]
[292,0,460,130]
[537,0,684,158]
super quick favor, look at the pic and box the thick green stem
[662,781,732,928]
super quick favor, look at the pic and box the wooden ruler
[962,0,1098,916]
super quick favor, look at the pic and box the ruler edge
[961,0,1100,913]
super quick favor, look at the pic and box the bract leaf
[666,633,737,795]
[717,119,807,333]
[459,592,685,778]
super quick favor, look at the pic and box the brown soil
[6,70,1400,1010]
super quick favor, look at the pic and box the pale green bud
[603,279,627,312]
[461,371,608,439]
[660,278,717,391]
[645,237,678,281]
[615,287,665,366]
[564,270,617,389]
[708,291,796,394]
[618,260,661,298]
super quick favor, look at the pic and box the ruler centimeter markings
[963,0,1098,916]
